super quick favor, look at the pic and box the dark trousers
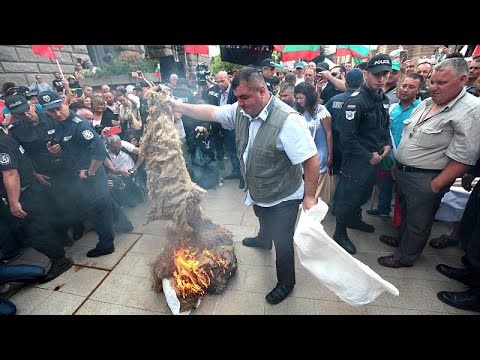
[458,182,480,274]
[17,186,66,260]
[0,202,24,256]
[393,171,450,265]
[73,167,114,251]
[224,129,241,177]
[253,199,301,287]
[334,156,379,226]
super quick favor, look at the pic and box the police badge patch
[0,153,11,165]
[346,111,356,120]
[82,130,94,140]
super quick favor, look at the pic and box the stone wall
[0,45,90,90]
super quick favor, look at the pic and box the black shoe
[333,231,357,254]
[0,249,24,264]
[347,220,375,233]
[87,247,115,258]
[366,209,390,217]
[239,179,245,189]
[437,289,480,312]
[242,237,272,250]
[39,258,72,284]
[266,285,294,305]
[429,234,459,249]
[224,174,240,180]
[436,264,472,285]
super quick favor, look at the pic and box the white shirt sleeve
[120,140,136,153]
[278,113,317,165]
[213,103,238,130]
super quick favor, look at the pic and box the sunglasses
[331,72,338,77]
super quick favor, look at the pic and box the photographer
[188,124,220,189]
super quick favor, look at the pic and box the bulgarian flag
[274,45,321,61]
[336,45,370,62]
[389,46,403,60]
[184,45,209,55]
[31,45,64,60]
[154,63,161,81]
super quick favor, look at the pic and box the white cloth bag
[294,201,399,306]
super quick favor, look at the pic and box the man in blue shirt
[40,91,115,258]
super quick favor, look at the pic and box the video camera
[196,62,211,85]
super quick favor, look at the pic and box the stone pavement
[2,177,478,315]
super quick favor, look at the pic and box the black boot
[39,257,72,284]
[333,223,356,254]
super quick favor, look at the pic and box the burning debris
[140,87,237,313]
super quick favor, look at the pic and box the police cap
[38,91,64,110]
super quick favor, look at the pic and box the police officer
[5,93,76,245]
[260,58,275,94]
[332,54,393,254]
[0,128,72,283]
[40,91,115,258]
[325,68,365,176]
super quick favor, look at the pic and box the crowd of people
[1,49,480,314]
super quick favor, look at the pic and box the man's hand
[302,195,318,211]
[33,172,51,186]
[431,177,442,193]
[10,201,27,218]
[369,152,383,165]
[47,142,61,155]
[461,173,475,192]
[101,127,110,139]
[79,169,89,179]
[381,145,392,158]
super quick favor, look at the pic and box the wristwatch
[85,170,95,178]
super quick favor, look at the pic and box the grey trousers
[393,170,451,265]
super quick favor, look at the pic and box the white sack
[294,201,399,306]
[162,278,202,315]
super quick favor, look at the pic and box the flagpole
[55,58,64,79]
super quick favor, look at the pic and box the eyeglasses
[35,77,43,80]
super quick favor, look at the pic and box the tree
[209,55,242,75]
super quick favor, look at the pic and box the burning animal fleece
[140,87,237,313]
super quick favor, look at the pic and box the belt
[396,162,442,173]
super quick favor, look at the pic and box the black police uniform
[324,90,356,174]
[334,84,391,230]
[8,110,74,243]
[0,131,67,261]
[262,76,274,94]
[204,85,225,168]
[53,111,115,252]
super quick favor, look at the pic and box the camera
[196,62,210,85]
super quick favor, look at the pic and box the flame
[172,247,229,298]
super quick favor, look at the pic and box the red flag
[184,45,209,55]
[471,45,480,58]
[31,45,64,60]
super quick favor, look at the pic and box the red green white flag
[274,45,321,61]
[336,45,370,61]
[154,63,161,81]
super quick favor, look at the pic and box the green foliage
[209,55,242,75]
[86,58,157,77]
